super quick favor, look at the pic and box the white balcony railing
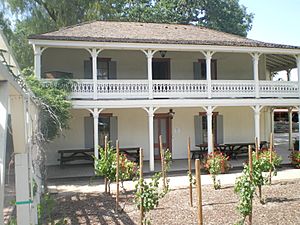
[41,79,299,100]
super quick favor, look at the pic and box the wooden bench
[58,148,94,167]
[58,147,140,167]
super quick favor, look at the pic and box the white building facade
[29,21,300,171]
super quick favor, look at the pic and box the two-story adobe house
[28,21,300,171]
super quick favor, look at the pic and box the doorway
[152,58,170,80]
[154,114,172,159]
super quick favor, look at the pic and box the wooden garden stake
[104,135,108,193]
[187,137,193,207]
[116,140,120,213]
[248,145,253,225]
[139,148,144,225]
[255,137,262,201]
[269,133,273,184]
[195,159,203,225]
[159,135,166,190]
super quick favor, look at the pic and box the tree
[4,0,253,68]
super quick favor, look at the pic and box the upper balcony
[38,48,299,100]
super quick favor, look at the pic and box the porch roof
[29,21,300,50]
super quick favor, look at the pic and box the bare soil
[48,179,300,225]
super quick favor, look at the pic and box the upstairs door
[154,114,172,159]
[152,58,170,80]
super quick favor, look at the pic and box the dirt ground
[48,179,300,225]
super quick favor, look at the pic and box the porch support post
[33,45,41,79]
[271,107,275,135]
[288,107,293,150]
[252,105,263,145]
[251,53,261,98]
[202,51,214,99]
[0,81,8,224]
[92,108,103,159]
[15,153,31,225]
[296,55,300,98]
[142,50,156,99]
[143,106,158,171]
[206,106,214,153]
[91,48,102,100]
[298,106,300,150]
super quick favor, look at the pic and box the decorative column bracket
[201,51,215,99]
[86,48,103,100]
[142,50,158,99]
[88,108,104,160]
[250,52,262,99]
[251,105,263,145]
[143,106,159,171]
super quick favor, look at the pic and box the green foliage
[290,151,300,168]
[38,193,55,224]
[24,68,72,140]
[256,149,282,175]
[234,164,256,223]
[135,148,172,224]
[94,143,139,182]
[7,217,17,225]
[204,151,230,189]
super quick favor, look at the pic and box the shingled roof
[29,21,300,49]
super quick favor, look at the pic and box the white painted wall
[41,49,267,80]
[45,107,271,165]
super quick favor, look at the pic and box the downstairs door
[154,114,172,159]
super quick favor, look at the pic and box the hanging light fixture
[159,50,167,58]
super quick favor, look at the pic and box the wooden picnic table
[193,141,268,160]
[58,147,140,167]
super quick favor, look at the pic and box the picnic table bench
[58,147,140,167]
[193,141,268,160]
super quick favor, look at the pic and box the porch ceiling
[266,54,296,72]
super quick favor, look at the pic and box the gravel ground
[48,178,300,225]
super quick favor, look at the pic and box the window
[97,58,110,80]
[193,59,217,80]
[98,115,111,146]
[200,112,218,144]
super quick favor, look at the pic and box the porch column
[0,81,8,224]
[271,108,275,135]
[15,153,31,225]
[92,108,100,159]
[288,107,293,150]
[203,51,214,99]
[296,55,300,98]
[252,105,262,145]
[206,106,213,153]
[142,50,156,99]
[33,45,41,79]
[251,53,261,98]
[91,48,102,100]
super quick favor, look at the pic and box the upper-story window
[193,59,217,80]
[84,57,117,79]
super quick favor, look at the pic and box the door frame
[152,58,171,79]
[154,113,172,159]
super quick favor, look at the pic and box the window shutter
[193,62,201,80]
[194,115,203,145]
[108,61,117,79]
[84,117,94,148]
[109,116,118,147]
[216,115,224,144]
[84,60,92,79]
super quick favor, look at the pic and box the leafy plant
[135,149,172,224]
[94,143,139,186]
[204,151,230,189]
[24,67,73,141]
[290,151,300,168]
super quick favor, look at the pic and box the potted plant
[204,151,230,189]
[290,151,300,168]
